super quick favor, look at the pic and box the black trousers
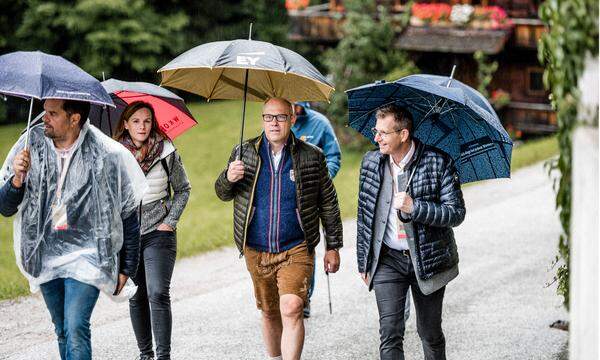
[129,230,177,360]
[372,245,446,360]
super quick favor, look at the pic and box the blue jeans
[40,278,100,360]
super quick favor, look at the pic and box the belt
[398,249,411,257]
[383,244,411,257]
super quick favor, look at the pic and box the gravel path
[0,162,568,359]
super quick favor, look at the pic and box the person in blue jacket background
[293,102,341,179]
[292,101,341,317]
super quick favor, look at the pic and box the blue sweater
[292,103,341,178]
[246,136,304,253]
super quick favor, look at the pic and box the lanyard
[55,152,73,203]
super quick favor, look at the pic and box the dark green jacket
[215,133,343,255]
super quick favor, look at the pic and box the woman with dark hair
[115,101,191,360]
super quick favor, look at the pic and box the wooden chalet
[287,0,556,138]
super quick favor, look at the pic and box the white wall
[570,54,599,360]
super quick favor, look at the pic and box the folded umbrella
[346,72,513,184]
[88,78,197,139]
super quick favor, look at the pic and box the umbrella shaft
[24,98,34,150]
[238,69,250,160]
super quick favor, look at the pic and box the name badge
[51,202,69,231]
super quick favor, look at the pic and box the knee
[418,327,445,347]
[64,314,91,341]
[379,321,404,344]
[262,310,281,322]
[279,295,304,319]
[147,286,170,306]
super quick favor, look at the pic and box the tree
[15,0,188,80]
[321,0,418,148]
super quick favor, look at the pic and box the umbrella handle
[403,145,425,193]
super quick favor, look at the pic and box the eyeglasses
[371,127,404,138]
[262,114,290,122]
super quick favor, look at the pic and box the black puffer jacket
[215,133,343,255]
[357,141,465,280]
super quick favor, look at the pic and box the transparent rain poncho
[0,122,147,295]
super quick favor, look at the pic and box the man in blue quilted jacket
[356,103,465,360]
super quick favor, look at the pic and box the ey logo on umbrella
[236,52,265,66]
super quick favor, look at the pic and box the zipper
[291,141,304,239]
[240,140,261,258]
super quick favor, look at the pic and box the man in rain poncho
[0,99,147,360]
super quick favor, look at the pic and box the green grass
[0,102,558,300]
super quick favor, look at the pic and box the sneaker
[303,301,311,318]
[138,355,154,360]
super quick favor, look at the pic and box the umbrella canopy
[89,78,197,140]
[158,39,334,102]
[159,29,334,159]
[0,51,113,106]
[0,50,113,149]
[347,74,513,184]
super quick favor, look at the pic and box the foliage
[2,0,290,81]
[14,0,188,80]
[322,0,418,149]
[538,0,599,309]
[490,89,511,110]
[474,50,498,99]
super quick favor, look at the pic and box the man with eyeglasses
[215,97,343,360]
[356,104,465,359]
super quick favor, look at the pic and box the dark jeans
[129,230,177,360]
[372,245,446,360]
[40,278,100,360]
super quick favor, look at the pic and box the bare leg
[261,310,283,358]
[279,294,305,360]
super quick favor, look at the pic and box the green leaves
[321,0,418,149]
[11,0,187,79]
[538,0,598,309]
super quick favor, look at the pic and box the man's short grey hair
[263,97,294,115]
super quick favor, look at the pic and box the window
[527,67,545,96]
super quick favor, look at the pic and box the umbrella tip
[446,65,457,88]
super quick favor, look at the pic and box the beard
[43,125,57,139]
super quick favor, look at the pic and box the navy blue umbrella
[346,73,513,184]
[0,51,114,147]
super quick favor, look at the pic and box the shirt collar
[389,140,415,171]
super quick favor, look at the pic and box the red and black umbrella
[89,78,197,140]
